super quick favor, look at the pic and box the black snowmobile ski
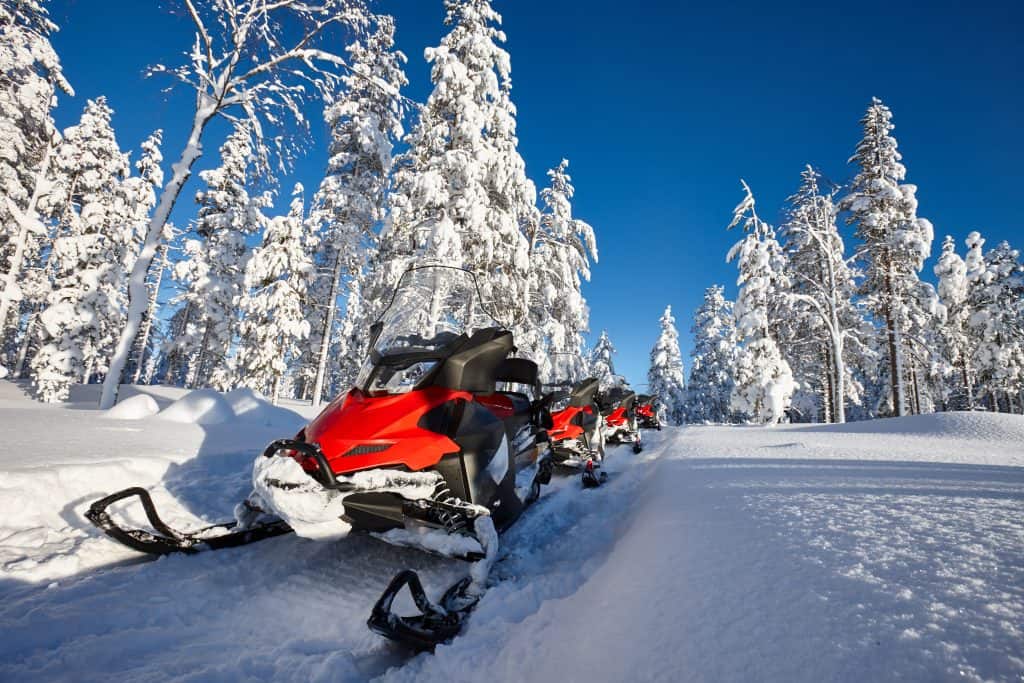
[581,460,607,488]
[85,486,292,556]
[368,570,481,650]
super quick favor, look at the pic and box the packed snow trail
[0,381,1022,682]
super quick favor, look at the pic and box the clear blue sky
[47,0,1023,387]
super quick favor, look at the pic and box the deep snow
[0,381,1021,682]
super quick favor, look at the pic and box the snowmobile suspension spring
[430,484,472,534]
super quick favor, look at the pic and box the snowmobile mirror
[369,321,383,350]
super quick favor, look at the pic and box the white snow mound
[102,394,160,420]
[800,410,1024,443]
[156,388,235,425]
[223,387,267,417]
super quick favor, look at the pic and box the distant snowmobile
[635,394,662,430]
[85,265,557,650]
[597,386,643,453]
[546,377,607,487]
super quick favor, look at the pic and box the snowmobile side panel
[304,387,472,475]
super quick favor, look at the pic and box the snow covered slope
[0,382,1021,682]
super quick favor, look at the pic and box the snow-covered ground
[1,381,1022,682]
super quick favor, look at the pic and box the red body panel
[548,405,592,442]
[304,387,472,474]
[604,406,629,427]
[636,403,655,420]
[474,393,516,419]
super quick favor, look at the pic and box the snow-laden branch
[99,0,371,409]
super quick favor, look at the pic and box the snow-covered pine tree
[100,0,372,409]
[306,14,407,407]
[590,330,625,390]
[30,97,132,401]
[933,235,974,409]
[647,305,686,425]
[0,0,74,355]
[374,0,535,332]
[841,98,934,417]
[686,285,740,423]
[161,302,195,386]
[727,181,795,425]
[525,159,598,381]
[967,239,1024,412]
[779,166,870,423]
[174,123,266,389]
[232,185,315,404]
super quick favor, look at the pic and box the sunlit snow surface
[0,379,1021,682]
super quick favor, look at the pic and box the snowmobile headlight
[367,360,438,395]
[550,395,571,413]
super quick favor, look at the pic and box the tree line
[0,0,599,407]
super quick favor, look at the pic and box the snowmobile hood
[304,387,471,474]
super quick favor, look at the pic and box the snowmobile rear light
[343,443,393,457]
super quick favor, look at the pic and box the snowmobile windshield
[371,266,500,358]
[357,266,503,395]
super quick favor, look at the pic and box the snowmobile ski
[581,459,607,488]
[368,569,480,650]
[368,514,498,650]
[85,486,292,556]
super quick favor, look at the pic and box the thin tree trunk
[164,302,194,385]
[960,353,973,410]
[821,345,833,424]
[132,243,167,384]
[13,309,37,378]
[312,252,343,409]
[101,106,216,408]
[188,322,212,388]
[0,144,53,347]
[884,256,906,417]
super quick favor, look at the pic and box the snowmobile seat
[597,387,636,414]
[432,328,515,393]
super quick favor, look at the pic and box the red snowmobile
[597,386,643,453]
[635,394,662,430]
[546,377,607,487]
[85,265,556,649]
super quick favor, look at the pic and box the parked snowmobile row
[84,265,659,651]
[636,394,662,430]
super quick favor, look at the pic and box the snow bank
[156,388,235,425]
[102,393,159,420]
[0,381,307,584]
[801,410,1024,442]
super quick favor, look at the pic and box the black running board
[368,570,480,650]
[85,487,292,556]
